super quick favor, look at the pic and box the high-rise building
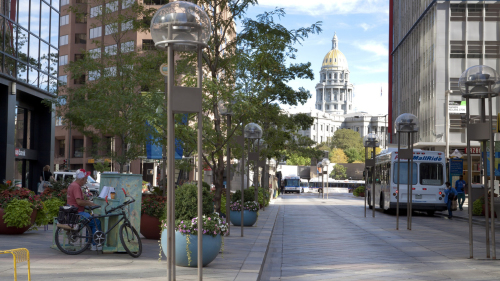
[389,0,500,183]
[56,0,162,175]
[0,0,59,191]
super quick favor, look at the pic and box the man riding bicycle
[67,170,101,250]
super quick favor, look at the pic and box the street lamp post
[459,65,500,259]
[218,100,233,236]
[244,123,263,203]
[150,2,211,280]
[322,158,330,199]
[317,162,324,198]
[363,133,380,218]
[394,113,419,231]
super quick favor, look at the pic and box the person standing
[444,181,458,219]
[455,175,467,211]
[38,165,54,194]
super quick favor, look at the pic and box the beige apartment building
[56,0,163,178]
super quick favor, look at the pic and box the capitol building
[290,33,388,148]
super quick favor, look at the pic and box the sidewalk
[0,203,279,281]
[434,197,500,227]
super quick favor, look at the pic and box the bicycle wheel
[119,223,142,258]
[55,224,92,255]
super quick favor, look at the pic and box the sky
[240,0,389,116]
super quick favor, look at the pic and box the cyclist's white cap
[76,171,87,179]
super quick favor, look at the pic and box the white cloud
[353,40,387,57]
[354,64,388,74]
[359,23,375,31]
[257,0,388,16]
[352,83,388,115]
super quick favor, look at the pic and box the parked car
[53,171,100,195]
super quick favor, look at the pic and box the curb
[257,205,279,281]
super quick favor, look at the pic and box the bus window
[420,163,444,185]
[393,162,418,185]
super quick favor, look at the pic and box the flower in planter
[141,195,167,221]
[163,212,229,237]
[0,188,48,229]
[230,200,259,212]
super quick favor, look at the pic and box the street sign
[160,63,168,76]
[450,158,463,176]
[449,101,466,114]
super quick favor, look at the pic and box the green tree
[285,152,311,166]
[176,5,321,213]
[330,129,364,151]
[49,2,164,173]
[330,164,347,180]
[345,147,364,163]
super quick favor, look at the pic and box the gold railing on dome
[0,248,31,280]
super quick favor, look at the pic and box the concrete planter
[161,229,221,267]
[0,208,37,235]
[229,210,258,226]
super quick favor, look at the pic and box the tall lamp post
[394,113,419,231]
[218,100,233,236]
[150,2,211,280]
[317,161,324,198]
[322,158,330,199]
[363,133,380,218]
[458,65,499,259]
[244,123,263,203]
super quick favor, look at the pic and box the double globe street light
[363,133,380,218]
[244,123,263,203]
[150,2,211,280]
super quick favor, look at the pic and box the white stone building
[289,33,388,148]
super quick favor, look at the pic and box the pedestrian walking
[444,182,457,219]
[455,175,466,211]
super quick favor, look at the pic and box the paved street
[261,192,500,281]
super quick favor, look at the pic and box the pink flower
[208,217,211,221]
[214,231,216,234]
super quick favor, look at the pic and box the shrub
[230,200,259,212]
[473,197,484,216]
[43,198,66,222]
[353,186,365,197]
[141,195,167,221]
[232,188,256,203]
[2,199,33,228]
[174,183,214,222]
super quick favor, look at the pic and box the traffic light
[63,159,67,170]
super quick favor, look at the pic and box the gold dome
[322,49,348,69]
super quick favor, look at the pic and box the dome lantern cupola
[332,32,338,50]
[321,32,348,69]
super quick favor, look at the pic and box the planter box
[0,208,37,235]
[140,214,161,240]
[161,229,221,267]
[229,210,258,226]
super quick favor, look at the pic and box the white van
[53,171,100,193]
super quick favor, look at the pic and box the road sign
[449,101,466,114]
[450,158,463,176]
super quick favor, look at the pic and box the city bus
[308,178,364,193]
[367,149,447,215]
[283,176,301,194]
[300,179,309,193]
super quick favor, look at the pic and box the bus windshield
[420,163,443,185]
[285,179,300,186]
[300,182,308,187]
[393,163,418,185]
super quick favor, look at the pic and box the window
[326,105,329,110]
[467,41,482,58]
[331,127,334,132]
[468,4,483,21]
[89,27,101,39]
[334,104,337,109]
[56,117,63,126]
[105,44,117,55]
[121,41,134,53]
[58,75,67,85]
[122,20,133,31]
[60,35,68,46]
[88,47,101,58]
[76,13,87,23]
[74,75,85,84]
[58,139,65,157]
[90,6,102,18]
[393,163,418,185]
[61,0,69,5]
[75,33,86,44]
[105,24,117,35]
[450,4,466,21]
[88,70,100,81]
[486,41,500,58]
[320,136,323,143]
[329,73,331,79]
[105,66,117,77]
[420,163,444,185]
[74,139,84,158]
[341,105,345,110]
[74,54,85,61]
[320,125,323,131]
[60,15,69,26]
[59,55,68,66]
[106,1,118,13]
[122,0,134,9]
[142,39,155,51]
[313,136,316,141]
[326,125,329,131]
[313,124,315,130]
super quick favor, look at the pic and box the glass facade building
[0,0,59,192]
